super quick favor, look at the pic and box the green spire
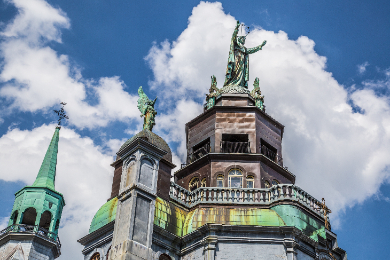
[32,127,60,191]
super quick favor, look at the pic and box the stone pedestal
[109,138,167,260]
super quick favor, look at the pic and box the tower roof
[31,126,60,191]
[118,129,172,162]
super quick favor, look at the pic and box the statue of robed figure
[223,21,266,89]
[137,86,157,131]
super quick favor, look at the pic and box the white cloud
[154,99,203,159]
[0,217,8,230]
[146,1,390,223]
[145,2,236,101]
[2,0,70,43]
[0,0,140,129]
[357,61,369,74]
[361,67,390,95]
[0,124,115,259]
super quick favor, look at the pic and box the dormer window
[221,134,250,153]
[189,138,210,163]
[260,139,277,161]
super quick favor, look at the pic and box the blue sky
[0,0,390,259]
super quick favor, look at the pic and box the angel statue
[137,86,157,131]
[250,77,264,111]
[206,75,219,109]
[223,20,266,89]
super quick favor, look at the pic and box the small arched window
[264,180,270,188]
[39,211,52,230]
[189,177,199,191]
[216,175,224,187]
[159,254,172,260]
[21,207,37,226]
[246,176,254,188]
[201,178,207,187]
[90,253,100,260]
[228,169,243,188]
[272,179,280,186]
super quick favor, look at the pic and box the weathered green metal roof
[271,204,326,241]
[154,198,326,241]
[89,197,118,233]
[9,127,65,234]
[119,129,172,162]
[31,127,60,191]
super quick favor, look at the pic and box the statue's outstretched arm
[247,40,267,54]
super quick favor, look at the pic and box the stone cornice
[116,137,167,159]
[77,221,115,246]
[174,153,295,183]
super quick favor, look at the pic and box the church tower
[0,126,65,259]
[79,21,347,260]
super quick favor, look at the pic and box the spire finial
[53,102,69,128]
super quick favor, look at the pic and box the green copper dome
[118,129,172,162]
[89,197,118,233]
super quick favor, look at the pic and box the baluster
[270,187,275,202]
[182,189,185,203]
[186,190,191,205]
[247,190,251,202]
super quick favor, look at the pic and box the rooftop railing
[260,144,283,166]
[188,143,211,163]
[0,224,61,250]
[220,141,251,153]
[170,182,325,219]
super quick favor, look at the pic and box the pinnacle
[31,127,60,191]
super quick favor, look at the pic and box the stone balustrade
[169,182,325,218]
[0,224,61,250]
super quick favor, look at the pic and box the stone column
[204,236,218,260]
[203,225,219,260]
[284,238,298,260]
[109,138,167,260]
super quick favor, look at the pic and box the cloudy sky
[0,0,389,259]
